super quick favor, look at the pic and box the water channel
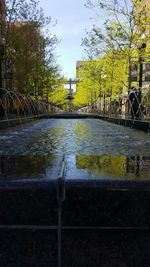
[0,118,150,181]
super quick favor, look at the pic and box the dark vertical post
[34,80,38,100]
[138,54,143,104]
[69,78,72,95]
[98,91,102,114]
[67,78,74,112]
[138,43,146,105]
[69,79,72,112]
[0,38,5,119]
[127,62,132,117]
[103,93,106,114]
[0,58,3,118]
[0,41,4,92]
[0,58,2,97]
[5,60,13,90]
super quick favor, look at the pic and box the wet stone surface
[0,230,57,267]
[0,182,57,225]
[62,229,150,267]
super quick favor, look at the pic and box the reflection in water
[76,155,127,177]
[0,154,150,181]
[0,156,63,180]
[74,155,150,181]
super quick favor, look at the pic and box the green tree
[50,81,68,109]
[74,60,103,108]
[82,0,150,94]
[5,0,63,102]
[74,54,127,110]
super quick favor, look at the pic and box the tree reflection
[126,156,144,177]
[0,156,55,180]
[76,155,150,180]
[76,155,127,177]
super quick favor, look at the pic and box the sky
[38,0,95,79]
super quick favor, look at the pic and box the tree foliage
[50,82,68,109]
[4,0,64,103]
[74,60,102,107]
[74,0,150,110]
[74,53,127,108]
[83,0,138,57]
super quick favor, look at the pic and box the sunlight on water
[0,119,150,181]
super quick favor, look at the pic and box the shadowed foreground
[0,180,149,266]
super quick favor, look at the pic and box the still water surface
[0,119,150,180]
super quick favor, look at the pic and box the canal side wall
[0,112,150,132]
[99,115,150,132]
[0,115,45,129]
[48,113,150,132]
[0,179,150,266]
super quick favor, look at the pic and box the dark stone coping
[0,179,57,190]
[0,178,150,190]
[66,179,150,191]
[47,113,99,119]
[99,115,150,132]
[0,179,150,227]
[0,112,150,132]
